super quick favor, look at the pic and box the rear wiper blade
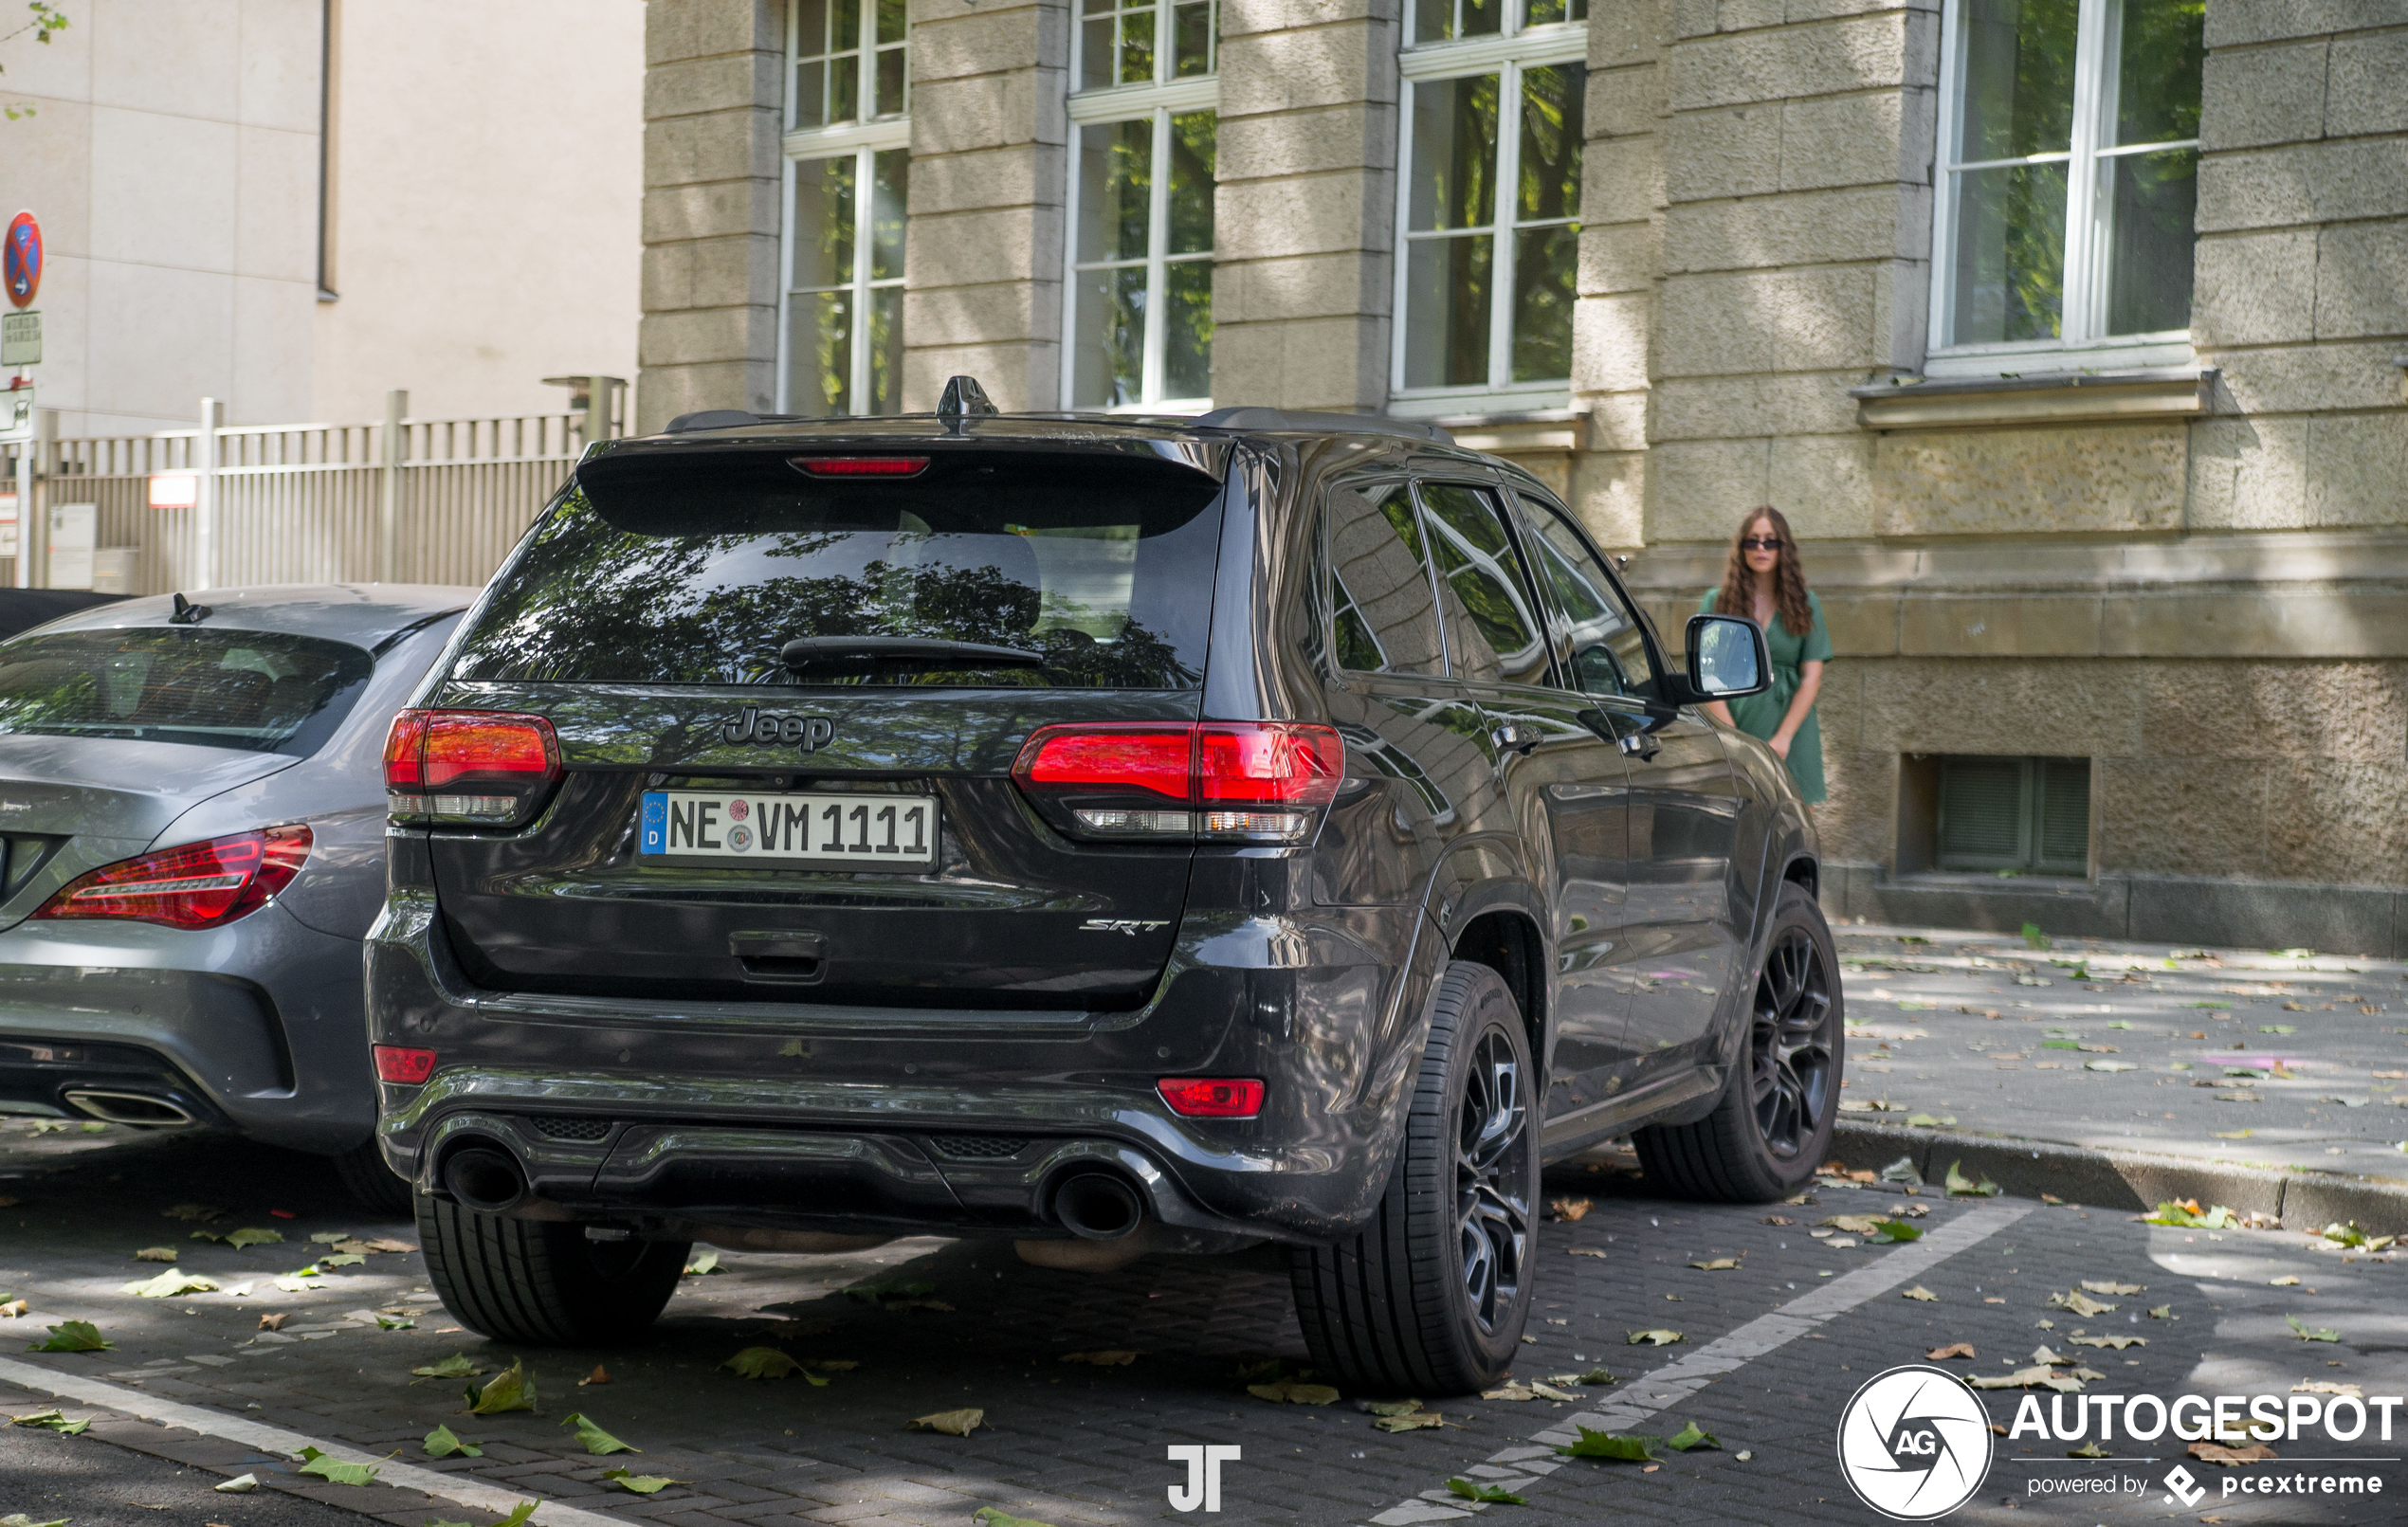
[779,635,1047,670]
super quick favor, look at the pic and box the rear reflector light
[385,709,562,827]
[1158,1077,1265,1118]
[373,1045,437,1085]
[1012,722,1342,844]
[33,826,311,930]
[792,455,930,477]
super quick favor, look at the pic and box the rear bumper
[367,885,1446,1245]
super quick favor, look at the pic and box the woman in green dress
[1696,505,1832,808]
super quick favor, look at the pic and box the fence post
[378,388,407,582]
[9,424,28,590]
[27,408,53,589]
[194,396,223,590]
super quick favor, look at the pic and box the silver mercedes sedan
[0,583,476,1211]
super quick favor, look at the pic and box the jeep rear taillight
[1011,721,1342,844]
[385,709,562,827]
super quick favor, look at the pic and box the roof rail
[1191,408,1454,445]
[666,409,765,433]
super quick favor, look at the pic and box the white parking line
[1362,1199,2038,1524]
[0,1354,630,1527]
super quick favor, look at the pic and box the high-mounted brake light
[1158,1077,1266,1118]
[1011,722,1342,844]
[33,826,312,930]
[792,455,930,477]
[374,1045,438,1085]
[385,709,563,827]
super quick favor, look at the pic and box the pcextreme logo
[1836,1365,1996,1519]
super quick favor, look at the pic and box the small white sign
[0,388,32,443]
[0,310,37,367]
[148,472,200,509]
[0,490,15,559]
[47,501,96,589]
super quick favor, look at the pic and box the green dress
[1697,587,1832,805]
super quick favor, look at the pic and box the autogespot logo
[1837,1365,1997,1519]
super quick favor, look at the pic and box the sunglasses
[1740,536,1785,551]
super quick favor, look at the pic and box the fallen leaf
[463,1357,537,1413]
[2287,1316,2340,1343]
[0,1517,69,1527]
[1567,1246,1607,1258]
[561,1411,637,1454]
[9,1408,90,1435]
[0,1300,26,1318]
[1556,1426,1660,1462]
[1688,1258,1741,1271]
[2068,1441,2110,1458]
[2148,1305,2175,1319]
[721,1347,813,1382]
[1482,1383,1536,1401]
[1925,1343,1976,1360]
[122,1268,218,1299]
[1969,1366,2086,1392]
[2189,1441,2277,1466]
[1760,1214,1793,1227]
[1372,1409,1447,1432]
[2142,1200,2235,1229]
[907,1408,985,1436]
[683,1249,723,1276]
[2086,1060,2138,1072]
[1058,1350,1139,1366]
[2293,1379,2362,1397]
[2269,1275,2301,1286]
[2079,1280,2144,1296]
[212,1475,258,1493]
[221,1227,284,1248]
[2069,1334,2145,1350]
[1447,1479,1527,1504]
[270,1275,319,1293]
[2046,1290,2116,1317]
[600,1468,684,1496]
[1548,1197,1593,1222]
[577,1365,611,1386]
[295,1446,378,1486]
[307,1231,352,1245]
[971,1511,1056,1527]
[27,1320,110,1353]
[2030,1345,2071,1365]
[1901,1285,1939,1302]
[132,1247,177,1263]
[422,1424,482,1458]
[1627,1329,1683,1346]
[1363,1398,1427,1416]
[1819,1215,1884,1235]
[1248,1381,1340,1405]
[1666,1421,1720,1451]
[318,1253,366,1268]
[411,1353,481,1378]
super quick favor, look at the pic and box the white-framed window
[1927,0,2204,376]
[1390,0,1586,416]
[1063,0,1218,410]
[779,0,910,416]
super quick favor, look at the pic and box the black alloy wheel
[1749,922,1835,1159]
[1455,1027,1531,1332]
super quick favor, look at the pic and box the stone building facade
[640,0,2408,954]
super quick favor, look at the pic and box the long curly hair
[1716,505,1814,639]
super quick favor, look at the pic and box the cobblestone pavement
[3,1126,2404,1527]
[1829,925,2408,1177]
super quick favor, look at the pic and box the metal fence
[1,387,618,596]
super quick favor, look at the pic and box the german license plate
[638,790,937,869]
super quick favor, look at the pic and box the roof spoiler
[1191,408,1453,445]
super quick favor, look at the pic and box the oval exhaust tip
[62,1090,196,1128]
[443,1146,529,1214]
[1051,1171,1144,1241]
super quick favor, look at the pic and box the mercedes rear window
[449,450,1226,689]
[0,627,374,755]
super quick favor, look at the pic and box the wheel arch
[1447,904,1547,1090]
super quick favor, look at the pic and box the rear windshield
[449,450,1226,689]
[0,627,374,755]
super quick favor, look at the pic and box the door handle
[1577,707,1659,761]
[1617,731,1661,762]
[1491,721,1541,755]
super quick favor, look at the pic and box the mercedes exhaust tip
[62,1089,197,1128]
[443,1145,529,1214]
[1051,1171,1144,1241]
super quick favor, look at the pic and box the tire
[1289,960,1537,1396]
[1634,881,1843,1203]
[417,1192,689,1346]
[328,1137,415,1219]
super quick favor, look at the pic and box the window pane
[1163,259,1213,399]
[1173,0,1213,76]
[788,290,853,415]
[1509,226,1575,382]
[1517,63,1583,222]
[1517,497,1651,696]
[1327,482,1444,678]
[1408,74,1498,232]
[1419,482,1546,686]
[1525,0,1568,23]
[1167,111,1215,256]
[869,150,908,282]
[832,47,860,121]
[1121,2,1157,84]
[834,0,861,52]
[1077,119,1153,264]
[2113,0,2204,146]
[1958,0,2077,160]
[867,286,904,416]
[793,155,857,291]
[876,0,905,45]
[2103,147,2196,334]
[1947,160,2066,343]
[1462,0,1501,36]
[794,59,828,128]
[1414,0,1450,43]
[1083,17,1114,87]
[1071,265,1148,408]
[875,45,905,116]
[1403,235,1492,388]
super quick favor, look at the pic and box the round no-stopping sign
[5,212,40,309]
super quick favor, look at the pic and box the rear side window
[1513,494,1655,699]
[1326,480,1445,679]
[1416,481,1551,687]
[0,628,374,755]
[450,450,1225,689]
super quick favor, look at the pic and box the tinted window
[451,451,1224,689]
[1514,494,1654,698]
[1326,480,1445,678]
[0,627,374,755]
[1417,481,1549,686]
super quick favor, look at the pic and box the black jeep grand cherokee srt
[367,384,1842,1395]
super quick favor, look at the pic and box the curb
[1829,1121,2408,1235]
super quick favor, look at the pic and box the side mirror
[1684,613,1770,699]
